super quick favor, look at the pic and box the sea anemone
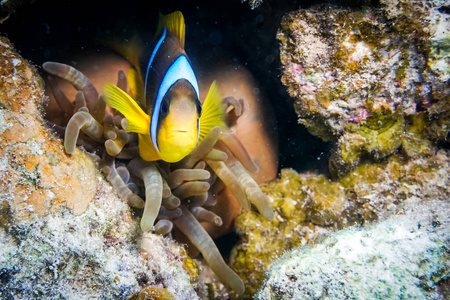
[42,60,274,294]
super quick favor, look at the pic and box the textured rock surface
[0,35,97,220]
[0,181,201,299]
[381,0,450,82]
[229,2,450,297]
[0,36,201,299]
[230,150,450,297]
[257,197,450,299]
[277,2,450,176]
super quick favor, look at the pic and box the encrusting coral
[0,36,201,299]
[257,197,450,299]
[0,36,99,221]
[41,52,275,293]
[277,1,450,177]
[224,2,450,298]
[230,150,450,298]
[1,183,202,299]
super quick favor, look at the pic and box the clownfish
[103,11,225,163]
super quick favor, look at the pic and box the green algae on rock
[230,150,450,297]
[277,3,450,176]
[257,197,450,299]
[230,169,347,298]
[381,0,450,82]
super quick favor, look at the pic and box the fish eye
[197,101,202,117]
[160,101,169,118]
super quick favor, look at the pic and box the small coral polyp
[42,61,274,294]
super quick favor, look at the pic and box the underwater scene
[0,0,449,299]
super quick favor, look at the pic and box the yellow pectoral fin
[199,81,226,141]
[138,134,161,161]
[103,83,150,134]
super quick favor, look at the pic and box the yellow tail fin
[103,83,150,135]
[156,11,186,49]
[199,81,226,141]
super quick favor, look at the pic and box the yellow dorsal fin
[156,11,185,49]
[103,83,150,135]
[199,81,226,141]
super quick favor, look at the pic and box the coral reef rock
[278,2,450,176]
[0,36,98,221]
[0,36,201,299]
[257,197,450,299]
[230,150,450,297]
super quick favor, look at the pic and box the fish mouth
[164,128,196,141]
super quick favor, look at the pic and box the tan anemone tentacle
[116,69,128,92]
[91,95,107,123]
[172,181,210,200]
[46,75,74,113]
[162,194,181,210]
[175,126,222,169]
[191,206,223,226]
[74,91,87,112]
[103,157,144,209]
[227,160,274,221]
[103,114,117,140]
[219,133,258,173]
[158,207,182,220]
[127,182,139,194]
[116,146,140,159]
[187,193,208,207]
[162,179,172,198]
[204,187,219,207]
[194,160,206,169]
[223,96,243,117]
[105,130,131,156]
[43,62,99,112]
[64,111,103,154]
[116,164,130,183]
[166,169,210,189]
[128,158,163,232]
[113,115,125,128]
[205,159,250,210]
[159,161,171,177]
[154,219,173,236]
[173,205,245,294]
[204,148,228,161]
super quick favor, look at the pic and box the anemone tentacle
[43,62,99,111]
[174,205,245,294]
[43,62,274,294]
[64,111,104,154]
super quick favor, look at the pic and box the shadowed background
[0,0,348,173]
